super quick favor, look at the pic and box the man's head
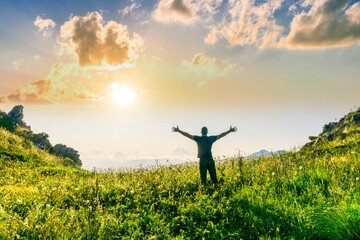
[201,126,208,136]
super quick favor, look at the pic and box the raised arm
[172,126,194,140]
[217,126,237,140]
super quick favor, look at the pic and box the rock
[323,122,336,132]
[309,136,317,141]
[29,133,51,150]
[52,144,82,166]
[7,105,29,129]
[353,114,360,122]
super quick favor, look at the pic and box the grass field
[2,124,360,240]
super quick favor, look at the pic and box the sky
[0,0,360,170]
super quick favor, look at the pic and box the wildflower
[272,172,275,176]
[356,177,359,181]
[17,199,22,203]
[343,159,348,162]
[130,190,134,194]
[299,166,303,170]
[75,188,79,190]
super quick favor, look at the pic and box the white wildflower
[271,172,275,176]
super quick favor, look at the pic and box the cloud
[282,0,360,49]
[58,11,144,68]
[6,88,53,105]
[301,0,316,8]
[152,0,223,24]
[191,53,216,67]
[34,16,56,37]
[183,53,236,85]
[205,0,285,48]
[119,2,141,16]
[0,63,103,104]
[33,55,41,60]
[172,148,191,157]
[12,59,23,70]
[288,4,297,13]
[152,0,194,24]
[205,0,360,49]
[0,95,7,103]
[81,150,190,170]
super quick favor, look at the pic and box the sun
[112,86,136,106]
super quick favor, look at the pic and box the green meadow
[1,109,360,239]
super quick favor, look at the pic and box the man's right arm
[172,126,194,140]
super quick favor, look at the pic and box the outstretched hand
[230,126,237,132]
[172,125,180,132]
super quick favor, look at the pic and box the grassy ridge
[1,125,360,239]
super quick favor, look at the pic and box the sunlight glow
[112,86,136,106]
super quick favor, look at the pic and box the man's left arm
[217,126,237,140]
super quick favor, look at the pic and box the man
[172,125,237,185]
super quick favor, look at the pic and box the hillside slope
[0,128,73,168]
[0,105,82,167]
[303,107,360,149]
[1,108,360,239]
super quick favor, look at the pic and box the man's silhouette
[172,126,237,185]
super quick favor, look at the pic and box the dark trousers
[199,158,218,184]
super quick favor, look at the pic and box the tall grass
[1,127,360,239]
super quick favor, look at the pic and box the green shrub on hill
[0,110,15,132]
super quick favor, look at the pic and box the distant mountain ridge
[247,149,285,158]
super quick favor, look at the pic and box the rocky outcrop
[303,107,360,148]
[0,105,82,167]
[29,133,51,151]
[51,144,81,167]
[7,105,30,129]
